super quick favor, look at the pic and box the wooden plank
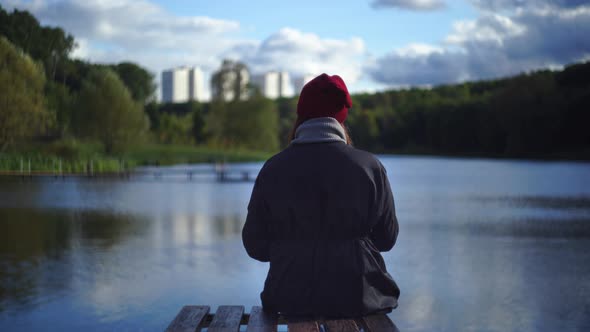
[324,319,359,332]
[287,321,320,332]
[246,306,278,332]
[165,305,210,332]
[362,315,400,332]
[208,305,245,332]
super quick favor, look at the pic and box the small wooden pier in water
[0,165,256,182]
[166,305,400,332]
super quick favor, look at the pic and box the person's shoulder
[262,147,291,165]
[339,144,385,172]
[256,147,292,177]
[259,144,386,176]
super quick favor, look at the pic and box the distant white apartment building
[253,71,294,99]
[294,74,317,95]
[161,66,204,103]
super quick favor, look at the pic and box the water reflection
[474,195,590,211]
[0,209,141,312]
[0,157,589,331]
[0,206,245,315]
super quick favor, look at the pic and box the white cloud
[1,0,369,97]
[371,0,446,11]
[6,0,587,94]
[445,14,526,45]
[1,0,245,100]
[394,43,444,56]
[70,37,91,59]
[235,28,366,86]
[470,0,589,11]
[369,4,590,86]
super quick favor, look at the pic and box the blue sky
[2,0,590,99]
[161,0,477,53]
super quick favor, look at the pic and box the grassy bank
[0,141,273,173]
[124,144,272,166]
[3,140,587,174]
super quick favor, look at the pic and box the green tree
[59,59,93,91]
[348,108,380,150]
[73,68,148,153]
[0,37,48,150]
[207,97,279,151]
[211,59,250,101]
[276,97,297,148]
[144,101,161,131]
[191,103,207,143]
[110,62,156,104]
[0,7,75,81]
[45,81,74,138]
[155,113,193,144]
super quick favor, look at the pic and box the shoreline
[375,147,590,163]
[0,143,272,173]
[2,143,589,174]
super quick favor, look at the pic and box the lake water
[1,155,589,331]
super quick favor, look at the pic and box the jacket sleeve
[242,174,271,262]
[369,162,399,252]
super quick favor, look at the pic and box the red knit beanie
[297,73,352,123]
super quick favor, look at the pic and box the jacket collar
[291,117,347,145]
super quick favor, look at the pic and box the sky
[2,0,590,100]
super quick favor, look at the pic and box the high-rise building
[253,71,293,99]
[278,72,293,98]
[161,67,204,103]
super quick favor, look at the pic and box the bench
[165,305,400,332]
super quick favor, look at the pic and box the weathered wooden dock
[166,305,400,332]
[0,167,256,182]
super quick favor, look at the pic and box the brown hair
[288,116,353,145]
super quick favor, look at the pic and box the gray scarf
[291,117,347,145]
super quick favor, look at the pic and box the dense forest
[347,63,590,158]
[0,6,154,153]
[0,6,280,156]
[1,5,589,162]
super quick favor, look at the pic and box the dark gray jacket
[242,140,399,318]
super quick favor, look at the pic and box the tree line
[1,5,589,159]
[347,63,590,158]
[1,6,281,155]
[0,7,153,153]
